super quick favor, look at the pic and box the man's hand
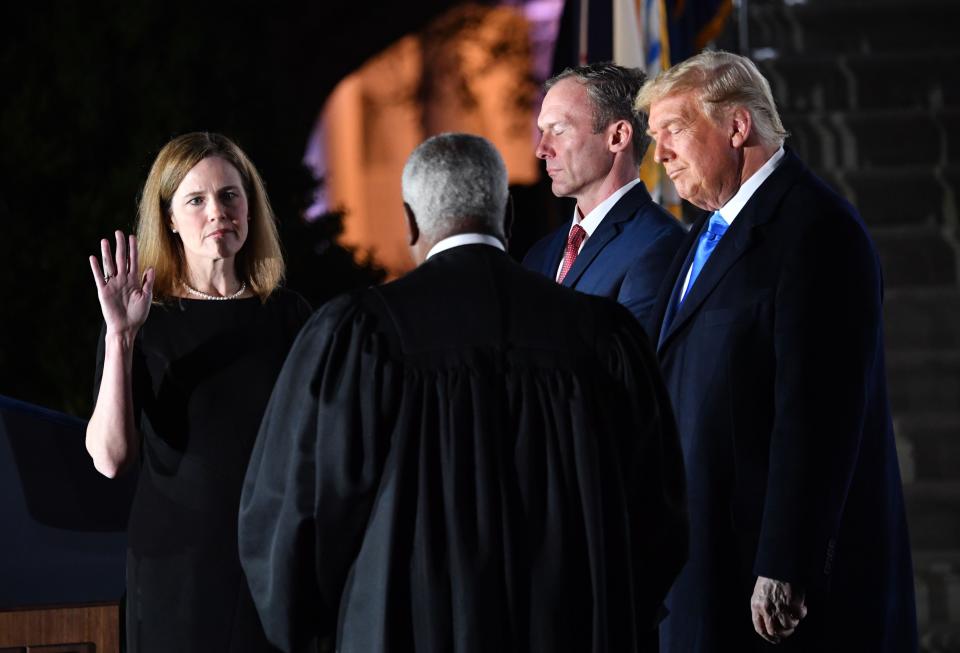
[750,576,808,644]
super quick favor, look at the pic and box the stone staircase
[748,1,960,650]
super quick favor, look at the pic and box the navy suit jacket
[522,182,685,336]
[653,149,917,652]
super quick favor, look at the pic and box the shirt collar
[717,146,785,225]
[425,232,506,260]
[572,178,642,237]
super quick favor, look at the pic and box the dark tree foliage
[0,0,465,415]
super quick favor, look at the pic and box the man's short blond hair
[635,50,787,148]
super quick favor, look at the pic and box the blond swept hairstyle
[635,50,788,148]
[136,132,284,302]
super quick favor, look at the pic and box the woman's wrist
[103,328,139,353]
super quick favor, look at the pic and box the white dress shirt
[555,178,642,280]
[426,232,506,260]
[679,147,785,300]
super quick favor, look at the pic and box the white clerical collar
[425,232,506,260]
[717,146,785,225]
[572,178,642,236]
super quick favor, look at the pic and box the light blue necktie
[681,211,728,303]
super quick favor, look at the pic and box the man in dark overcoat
[638,50,917,652]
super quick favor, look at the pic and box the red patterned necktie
[557,224,587,283]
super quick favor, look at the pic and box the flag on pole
[613,0,644,68]
[559,0,733,81]
[612,0,670,76]
[613,0,681,216]
[667,0,734,63]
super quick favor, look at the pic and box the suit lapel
[656,218,703,348]
[658,215,759,347]
[540,226,568,279]
[657,149,807,353]
[562,183,653,288]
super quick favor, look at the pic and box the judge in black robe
[238,133,687,653]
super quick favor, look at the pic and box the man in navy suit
[523,63,685,334]
[638,50,917,652]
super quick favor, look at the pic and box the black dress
[95,289,311,653]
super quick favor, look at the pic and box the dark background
[0,0,506,416]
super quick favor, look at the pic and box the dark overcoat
[653,149,917,652]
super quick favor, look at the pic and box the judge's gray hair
[635,50,788,149]
[402,133,509,238]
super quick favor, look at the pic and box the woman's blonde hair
[136,132,284,302]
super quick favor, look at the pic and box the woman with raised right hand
[86,132,311,653]
[87,230,155,477]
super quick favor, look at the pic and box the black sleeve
[93,320,147,432]
[754,203,883,591]
[601,302,688,629]
[239,293,396,652]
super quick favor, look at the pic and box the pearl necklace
[183,281,247,301]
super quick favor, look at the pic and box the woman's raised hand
[89,231,155,335]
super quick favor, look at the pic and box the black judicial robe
[239,244,687,653]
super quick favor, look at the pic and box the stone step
[887,349,960,413]
[749,1,957,56]
[847,53,960,112]
[844,112,938,167]
[885,288,960,351]
[866,167,955,228]
[757,56,851,114]
[848,167,947,228]
[871,227,956,288]
[812,166,951,229]
[905,482,960,551]
[913,550,960,637]
[895,412,960,484]
[782,109,960,170]
[944,166,960,218]
[779,114,832,170]
[919,624,960,653]
[759,51,960,114]
[913,550,960,573]
[849,110,960,169]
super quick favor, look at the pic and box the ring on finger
[104,273,113,282]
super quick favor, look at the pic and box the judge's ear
[502,193,514,247]
[730,107,752,148]
[403,202,420,247]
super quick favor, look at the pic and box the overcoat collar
[656,148,807,352]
